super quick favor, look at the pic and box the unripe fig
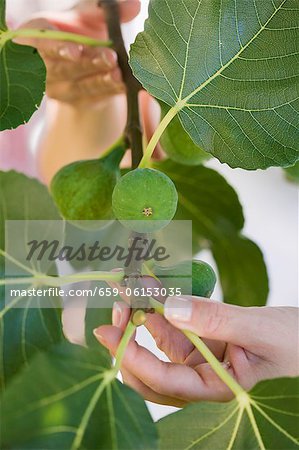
[51,159,116,224]
[112,168,178,232]
[191,260,216,298]
[154,259,216,298]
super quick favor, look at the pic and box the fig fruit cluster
[51,149,178,233]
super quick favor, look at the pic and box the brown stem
[99,0,143,168]
[123,232,151,310]
[99,1,148,310]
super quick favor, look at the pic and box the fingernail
[164,296,193,322]
[93,327,105,344]
[103,73,112,83]
[112,302,122,327]
[102,52,113,68]
[58,45,82,61]
[103,50,117,67]
[92,51,116,68]
[58,46,74,60]
[92,56,103,66]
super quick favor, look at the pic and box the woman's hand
[94,297,298,407]
[17,0,140,106]
[14,0,162,183]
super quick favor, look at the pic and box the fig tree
[112,168,178,232]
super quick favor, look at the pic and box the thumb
[164,296,266,349]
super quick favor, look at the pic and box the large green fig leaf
[0,342,158,450]
[153,160,268,306]
[0,0,46,130]
[85,304,112,348]
[153,160,244,237]
[158,377,299,450]
[130,0,299,169]
[0,0,6,31]
[0,171,63,390]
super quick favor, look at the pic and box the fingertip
[164,296,193,327]
[98,0,141,23]
[93,324,122,349]
[118,0,142,23]
[57,42,84,61]
[112,301,131,330]
[112,302,122,327]
[92,48,118,69]
[93,325,106,343]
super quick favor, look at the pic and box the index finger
[94,324,214,402]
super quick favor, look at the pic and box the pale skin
[18,2,299,405]
[94,298,299,406]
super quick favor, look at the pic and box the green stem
[149,298,245,398]
[138,106,178,168]
[0,270,124,287]
[2,28,112,47]
[113,320,136,373]
[245,404,266,450]
[183,330,244,397]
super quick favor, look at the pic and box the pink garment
[0,111,43,179]
[0,126,33,177]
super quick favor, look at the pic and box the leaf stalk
[1,28,112,48]
[113,320,136,373]
[0,270,124,287]
[138,106,178,168]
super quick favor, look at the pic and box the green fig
[50,142,125,227]
[112,168,178,232]
[154,259,216,298]
[51,160,116,222]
